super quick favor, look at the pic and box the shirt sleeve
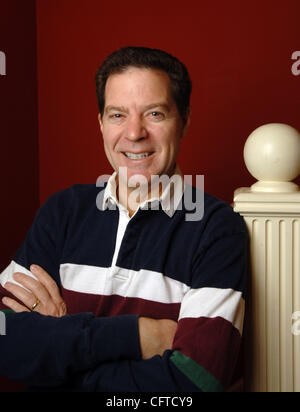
[0,311,141,387]
[36,208,248,392]
[0,188,142,386]
[170,229,247,392]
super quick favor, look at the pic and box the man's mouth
[123,152,153,160]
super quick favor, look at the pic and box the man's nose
[125,115,148,141]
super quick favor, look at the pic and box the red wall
[0,0,39,392]
[36,0,300,205]
[0,0,39,270]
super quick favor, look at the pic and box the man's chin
[120,171,152,187]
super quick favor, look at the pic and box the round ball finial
[244,123,300,192]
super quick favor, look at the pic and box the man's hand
[2,264,67,317]
[138,317,177,360]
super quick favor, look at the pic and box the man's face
[98,67,189,186]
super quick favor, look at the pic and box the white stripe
[60,264,108,295]
[0,261,38,289]
[178,287,245,334]
[60,263,189,304]
[111,208,130,268]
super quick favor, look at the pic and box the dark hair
[95,46,192,124]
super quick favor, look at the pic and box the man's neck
[117,178,160,218]
[117,164,178,218]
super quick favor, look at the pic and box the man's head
[95,47,192,192]
[95,46,192,126]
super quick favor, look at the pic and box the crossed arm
[1,265,177,362]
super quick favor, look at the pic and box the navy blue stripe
[13,184,247,295]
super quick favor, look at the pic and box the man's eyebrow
[105,103,171,114]
[105,105,127,113]
[143,103,171,112]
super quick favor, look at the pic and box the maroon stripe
[172,316,242,388]
[62,287,181,321]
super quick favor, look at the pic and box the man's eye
[150,111,164,120]
[109,113,123,121]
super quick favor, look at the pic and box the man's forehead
[106,67,171,89]
[104,67,173,108]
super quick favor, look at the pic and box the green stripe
[170,351,224,392]
[0,309,14,315]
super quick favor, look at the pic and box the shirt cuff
[88,314,141,365]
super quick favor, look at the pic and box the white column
[233,123,300,392]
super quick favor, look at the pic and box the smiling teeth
[125,152,152,159]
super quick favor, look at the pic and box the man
[0,47,247,392]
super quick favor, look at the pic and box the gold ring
[31,299,40,311]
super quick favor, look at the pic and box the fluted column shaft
[234,123,300,392]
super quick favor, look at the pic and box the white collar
[102,164,185,218]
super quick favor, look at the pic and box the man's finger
[12,273,50,303]
[30,265,64,306]
[4,281,35,310]
[2,296,30,313]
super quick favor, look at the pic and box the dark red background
[0,0,38,392]
[35,0,300,205]
[1,0,300,391]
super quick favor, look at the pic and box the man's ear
[98,113,104,134]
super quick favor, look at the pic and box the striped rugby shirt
[0,172,248,392]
